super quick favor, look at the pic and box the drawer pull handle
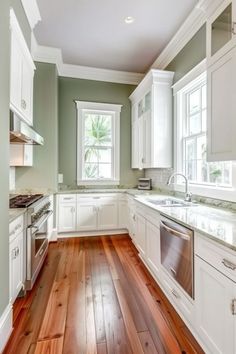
[231,299,236,315]
[222,259,236,271]
[171,289,180,299]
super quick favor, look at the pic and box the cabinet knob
[21,99,27,110]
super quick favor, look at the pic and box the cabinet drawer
[195,233,236,282]
[59,194,77,203]
[9,215,24,241]
[160,268,194,324]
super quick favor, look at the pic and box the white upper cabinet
[206,1,236,161]
[129,69,174,169]
[10,9,35,126]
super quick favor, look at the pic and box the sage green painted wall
[0,0,31,318]
[16,63,58,191]
[59,78,143,188]
[166,24,206,83]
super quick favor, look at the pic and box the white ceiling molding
[151,0,224,70]
[31,34,144,85]
[21,0,41,29]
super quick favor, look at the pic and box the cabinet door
[77,203,97,231]
[118,201,128,229]
[10,33,22,112]
[146,221,160,277]
[132,120,139,168]
[207,47,236,161]
[135,213,146,257]
[21,57,34,125]
[97,200,118,230]
[195,256,235,354]
[58,203,76,232]
[9,232,23,304]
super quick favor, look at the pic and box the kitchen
[1,0,236,353]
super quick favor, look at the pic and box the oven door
[27,210,52,287]
[160,217,194,298]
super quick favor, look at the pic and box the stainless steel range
[10,194,53,290]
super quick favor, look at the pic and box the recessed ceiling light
[125,16,135,24]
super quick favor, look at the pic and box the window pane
[186,160,195,181]
[98,164,112,179]
[197,160,208,183]
[189,89,200,115]
[189,113,201,135]
[84,113,112,146]
[185,138,195,161]
[84,148,98,163]
[202,85,206,109]
[202,109,207,132]
[222,162,232,185]
[197,135,206,160]
[98,148,112,163]
[84,163,98,179]
[209,162,222,184]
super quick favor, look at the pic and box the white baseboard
[58,228,128,238]
[0,304,13,353]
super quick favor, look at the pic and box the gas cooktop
[9,194,44,208]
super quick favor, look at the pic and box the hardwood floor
[3,235,204,354]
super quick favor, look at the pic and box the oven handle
[29,210,53,233]
[160,220,191,241]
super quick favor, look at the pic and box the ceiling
[34,0,198,73]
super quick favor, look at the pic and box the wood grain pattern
[34,337,64,354]
[4,235,204,354]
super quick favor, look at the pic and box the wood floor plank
[138,331,159,354]
[113,279,145,354]
[38,278,70,340]
[34,337,64,354]
[63,240,86,354]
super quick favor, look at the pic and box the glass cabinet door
[211,3,232,56]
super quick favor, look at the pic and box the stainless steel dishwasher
[160,216,194,298]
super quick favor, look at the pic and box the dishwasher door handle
[160,220,191,241]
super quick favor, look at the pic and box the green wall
[16,63,58,191]
[59,78,143,188]
[166,24,206,83]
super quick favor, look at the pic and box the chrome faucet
[166,172,192,202]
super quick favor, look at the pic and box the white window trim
[173,60,236,202]
[76,101,122,185]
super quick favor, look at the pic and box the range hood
[10,112,44,145]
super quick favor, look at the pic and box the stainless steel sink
[147,197,197,207]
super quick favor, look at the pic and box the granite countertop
[135,195,236,252]
[9,208,27,223]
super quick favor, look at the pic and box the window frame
[173,60,236,202]
[76,101,122,185]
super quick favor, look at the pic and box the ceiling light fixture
[125,16,135,24]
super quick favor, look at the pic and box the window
[174,61,234,199]
[76,101,122,185]
[182,79,232,187]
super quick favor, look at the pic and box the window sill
[174,183,236,202]
[77,179,120,186]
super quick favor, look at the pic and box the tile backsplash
[145,168,173,189]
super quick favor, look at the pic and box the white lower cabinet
[58,203,76,232]
[195,255,236,354]
[146,221,160,278]
[77,202,97,231]
[9,215,24,304]
[97,197,118,230]
[118,200,128,229]
[135,212,146,257]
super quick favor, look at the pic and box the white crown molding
[31,34,144,85]
[21,0,41,29]
[151,0,224,70]
[0,304,13,353]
